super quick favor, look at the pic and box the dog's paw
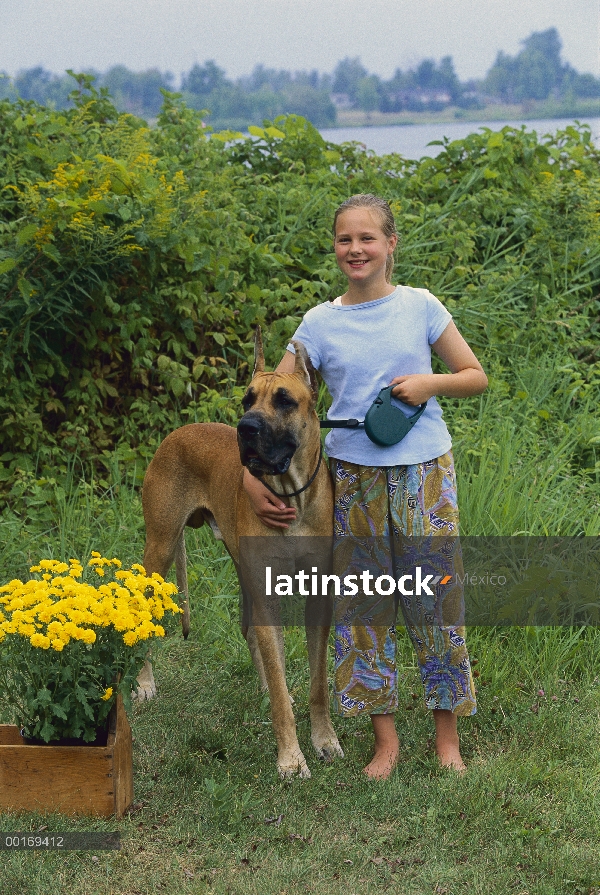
[277,751,311,779]
[312,729,345,762]
[132,681,157,702]
[133,661,156,701]
[314,741,345,762]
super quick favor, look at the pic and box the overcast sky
[1,0,598,83]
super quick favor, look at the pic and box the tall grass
[450,361,600,536]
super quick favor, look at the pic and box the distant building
[331,93,353,109]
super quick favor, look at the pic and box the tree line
[0,28,598,128]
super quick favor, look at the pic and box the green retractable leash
[320,385,427,447]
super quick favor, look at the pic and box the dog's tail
[174,533,191,639]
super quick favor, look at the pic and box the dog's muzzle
[237,413,297,476]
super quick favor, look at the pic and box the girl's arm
[390,321,488,405]
[242,350,298,528]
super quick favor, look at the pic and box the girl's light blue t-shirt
[288,285,453,466]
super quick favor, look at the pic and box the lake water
[320,117,600,159]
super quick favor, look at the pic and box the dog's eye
[273,390,298,410]
[241,390,255,411]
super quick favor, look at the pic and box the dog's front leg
[253,624,310,779]
[305,624,344,762]
[303,549,343,762]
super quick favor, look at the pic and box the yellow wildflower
[101,687,113,701]
[30,632,51,649]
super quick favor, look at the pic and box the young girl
[243,193,487,779]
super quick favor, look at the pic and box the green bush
[0,80,599,514]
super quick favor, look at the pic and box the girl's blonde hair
[333,194,397,282]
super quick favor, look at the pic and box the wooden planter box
[0,695,133,818]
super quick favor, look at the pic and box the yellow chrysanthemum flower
[30,632,51,649]
[2,553,181,661]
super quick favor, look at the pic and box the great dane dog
[137,329,343,778]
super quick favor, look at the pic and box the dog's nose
[237,417,262,440]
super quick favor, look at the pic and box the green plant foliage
[0,82,599,524]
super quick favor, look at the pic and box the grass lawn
[1,471,599,895]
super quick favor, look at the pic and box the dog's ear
[253,326,265,376]
[291,340,318,402]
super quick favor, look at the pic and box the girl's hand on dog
[242,467,297,529]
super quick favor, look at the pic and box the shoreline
[330,101,600,129]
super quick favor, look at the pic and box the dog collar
[255,446,323,499]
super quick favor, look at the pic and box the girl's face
[334,208,397,286]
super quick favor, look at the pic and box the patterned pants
[331,452,476,718]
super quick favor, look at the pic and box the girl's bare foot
[433,708,466,771]
[363,746,399,779]
[363,713,399,780]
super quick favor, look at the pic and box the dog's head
[237,326,319,477]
